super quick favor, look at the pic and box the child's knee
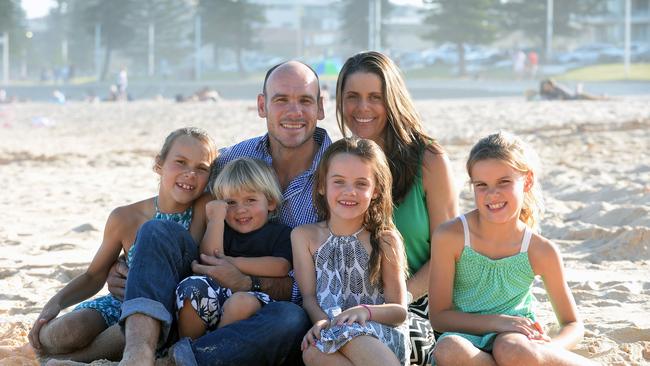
[431,336,472,364]
[493,333,540,365]
[302,345,324,365]
[40,311,105,353]
[223,293,261,317]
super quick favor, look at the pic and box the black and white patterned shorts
[175,275,272,330]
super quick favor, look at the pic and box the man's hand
[192,252,251,292]
[106,255,129,301]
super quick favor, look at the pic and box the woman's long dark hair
[336,51,443,204]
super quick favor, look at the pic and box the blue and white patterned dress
[313,229,410,365]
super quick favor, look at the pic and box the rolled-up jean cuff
[172,337,198,366]
[120,297,173,346]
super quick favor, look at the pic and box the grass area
[557,63,650,81]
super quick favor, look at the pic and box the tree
[0,0,26,59]
[339,0,393,51]
[125,0,194,77]
[501,0,600,58]
[69,0,137,80]
[198,0,266,75]
[422,0,501,76]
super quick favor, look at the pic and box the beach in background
[0,96,649,365]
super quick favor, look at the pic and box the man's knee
[265,302,310,333]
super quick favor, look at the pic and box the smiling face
[222,189,276,234]
[321,152,377,223]
[341,72,388,145]
[470,158,531,225]
[156,135,213,210]
[258,62,324,151]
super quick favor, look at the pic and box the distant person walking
[513,50,526,80]
[117,67,128,101]
[526,51,539,79]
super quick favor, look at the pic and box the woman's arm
[408,150,459,299]
[228,256,290,277]
[199,199,227,256]
[529,237,584,349]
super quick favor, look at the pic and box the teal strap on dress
[435,215,537,354]
[127,197,194,265]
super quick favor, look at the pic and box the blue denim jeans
[172,301,310,366]
[120,219,310,365]
[120,219,198,345]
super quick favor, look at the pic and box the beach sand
[0,96,648,365]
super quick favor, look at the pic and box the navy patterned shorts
[175,275,272,330]
[74,294,123,327]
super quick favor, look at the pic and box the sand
[0,96,649,365]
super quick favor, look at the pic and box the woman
[335,51,458,365]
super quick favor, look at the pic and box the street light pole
[1,32,8,84]
[624,0,631,78]
[148,22,155,77]
[546,0,553,62]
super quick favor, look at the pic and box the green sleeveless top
[393,162,430,275]
[438,214,537,352]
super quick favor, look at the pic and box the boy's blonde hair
[467,131,545,231]
[211,158,283,216]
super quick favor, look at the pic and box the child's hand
[301,319,329,351]
[331,305,370,327]
[494,315,544,340]
[205,200,227,222]
[28,304,61,350]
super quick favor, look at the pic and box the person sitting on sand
[538,78,608,101]
[429,131,596,366]
[175,87,221,103]
[27,127,217,363]
[109,61,327,365]
[176,158,292,340]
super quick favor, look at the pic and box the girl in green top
[336,51,458,365]
[429,132,595,365]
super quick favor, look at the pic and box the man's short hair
[261,61,321,100]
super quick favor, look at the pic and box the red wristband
[360,304,372,320]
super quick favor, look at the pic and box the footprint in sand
[69,223,98,233]
[41,243,78,252]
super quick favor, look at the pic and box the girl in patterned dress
[429,131,595,365]
[175,158,293,339]
[292,137,410,366]
[27,127,217,362]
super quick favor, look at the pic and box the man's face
[257,63,324,150]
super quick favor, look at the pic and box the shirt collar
[254,127,332,173]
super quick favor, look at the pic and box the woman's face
[341,72,388,145]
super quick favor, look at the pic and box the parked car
[554,43,612,65]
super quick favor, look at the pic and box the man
[114,61,332,365]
